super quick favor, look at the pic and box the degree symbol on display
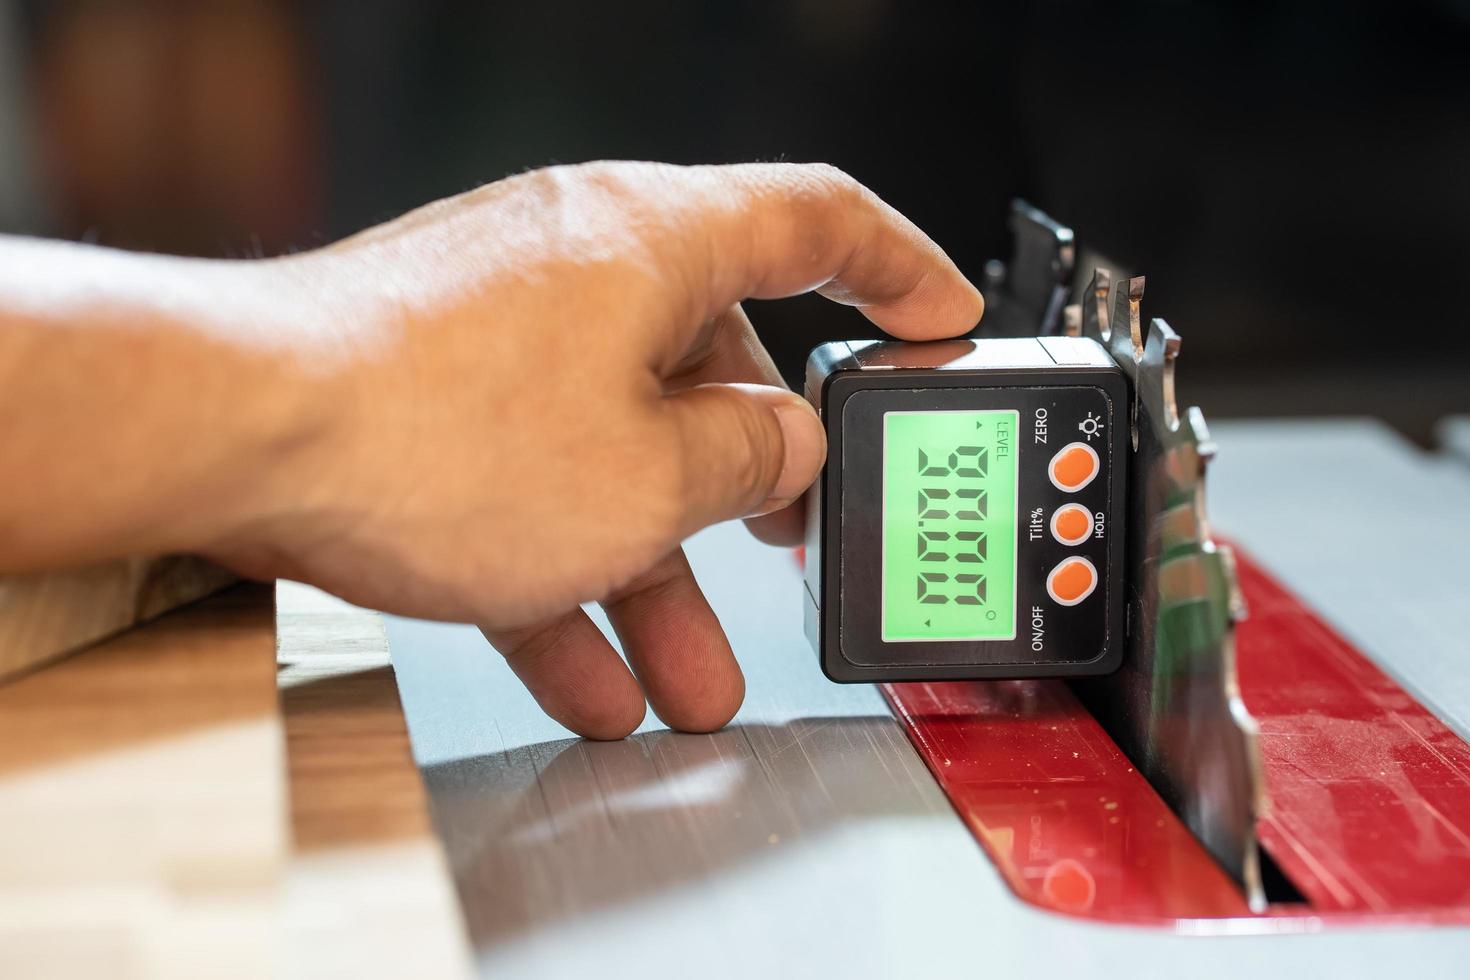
[1078,412,1104,441]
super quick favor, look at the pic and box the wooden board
[277,581,471,980]
[0,582,284,980]
[0,556,238,681]
[0,578,470,979]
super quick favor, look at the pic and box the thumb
[661,383,826,539]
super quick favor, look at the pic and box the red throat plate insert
[880,546,1470,929]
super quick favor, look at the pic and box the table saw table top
[384,418,1470,979]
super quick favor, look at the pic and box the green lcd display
[881,410,1019,642]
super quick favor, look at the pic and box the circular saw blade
[1069,269,1269,911]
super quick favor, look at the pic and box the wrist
[0,239,352,570]
[173,252,365,569]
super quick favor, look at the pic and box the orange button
[1048,441,1100,492]
[1047,557,1098,606]
[1050,503,1094,546]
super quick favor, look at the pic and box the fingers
[603,548,744,733]
[482,609,646,740]
[667,162,984,344]
[484,553,746,739]
[667,304,809,547]
[660,381,825,539]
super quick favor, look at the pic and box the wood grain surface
[0,556,238,682]
[277,581,471,980]
[0,578,470,979]
[0,582,284,980]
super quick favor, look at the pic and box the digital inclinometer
[802,336,1128,682]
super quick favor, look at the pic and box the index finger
[671,162,984,341]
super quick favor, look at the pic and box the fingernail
[766,397,826,508]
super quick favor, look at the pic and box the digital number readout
[881,410,1018,641]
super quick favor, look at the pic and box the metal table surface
[386,419,1470,979]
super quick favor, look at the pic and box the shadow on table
[420,716,945,951]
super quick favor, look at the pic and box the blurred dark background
[2,0,1467,439]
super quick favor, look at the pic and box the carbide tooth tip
[1108,275,1147,360]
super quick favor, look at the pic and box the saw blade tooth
[1102,274,1145,448]
[1062,302,1082,337]
[1158,551,1211,606]
[1081,267,1112,341]
[1215,543,1248,623]
[1185,405,1223,581]
[1159,500,1203,556]
[1162,441,1200,502]
[1108,274,1147,363]
[1057,238,1077,279]
[1080,270,1267,909]
[1049,197,1267,907]
[1094,267,1112,336]
[1143,317,1183,432]
[1187,406,1216,463]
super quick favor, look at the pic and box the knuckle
[509,613,579,665]
[567,161,690,268]
[565,160,681,215]
[562,158,634,189]
[603,552,682,611]
[666,391,780,524]
[803,161,854,189]
[761,163,873,278]
[498,164,572,212]
[798,162,867,207]
[721,393,782,504]
[532,161,647,228]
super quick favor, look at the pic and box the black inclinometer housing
[802,336,1129,683]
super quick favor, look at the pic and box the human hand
[206,162,984,737]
